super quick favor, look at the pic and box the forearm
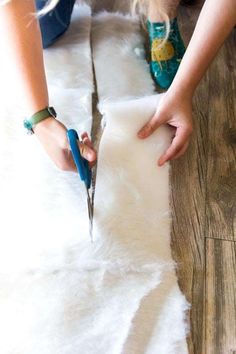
[0,0,48,116]
[169,0,236,98]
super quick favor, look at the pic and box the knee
[40,26,68,49]
[39,16,69,49]
[41,34,55,49]
[36,0,75,48]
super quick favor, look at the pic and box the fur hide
[92,11,191,353]
[0,5,190,354]
[0,4,94,275]
[92,12,155,105]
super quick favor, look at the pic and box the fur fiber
[92,12,155,106]
[0,5,190,354]
[92,96,191,353]
[0,4,94,275]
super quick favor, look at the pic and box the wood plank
[205,30,236,241]
[170,5,207,354]
[171,6,236,352]
[205,238,236,354]
[170,95,206,354]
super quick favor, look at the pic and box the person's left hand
[137,91,194,166]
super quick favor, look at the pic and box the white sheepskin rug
[0,4,190,354]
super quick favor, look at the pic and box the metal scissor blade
[67,129,94,243]
[85,186,93,243]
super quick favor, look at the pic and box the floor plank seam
[205,236,236,243]
[203,235,207,354]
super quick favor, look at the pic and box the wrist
[24,106,57,135]
[167,78,195,102]
[33,116,55,134]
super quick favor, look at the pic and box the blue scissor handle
[67,129,92,189]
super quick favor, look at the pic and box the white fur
[92,13,191,353]
[0,6,190,354]
[92,95,190,353]
[0,4,94,276]
[92,12,155,108]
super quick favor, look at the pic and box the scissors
[67,129,94,243]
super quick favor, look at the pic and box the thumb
[138,111,166,139]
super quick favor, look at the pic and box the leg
[147,0,185,89]
[36,0,76,48]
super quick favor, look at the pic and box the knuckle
[146,121,154,131]
[172,143,183,155]
[147,118,161,132]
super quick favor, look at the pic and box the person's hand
[33,117,97,172]
[137,91,193,166]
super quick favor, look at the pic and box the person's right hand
[33,117,97,172]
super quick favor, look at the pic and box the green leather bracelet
[23,106,57,135]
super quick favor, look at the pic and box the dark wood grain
[170,5,208,354]
[205,238,236,354]
[171,5,236,353]
[205,32,236,241]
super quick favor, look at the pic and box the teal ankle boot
[147,18,185,89]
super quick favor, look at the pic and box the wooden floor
[172,5,236,354]
[92,2,236,353]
